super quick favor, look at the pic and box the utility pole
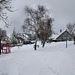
[66,30,67,48]
[66,39,67,48]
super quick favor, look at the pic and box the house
[47,30,73,43]
[16,36,24,43]
[1,35,12,44]
[56,30,73,41]
[16,33,29,43]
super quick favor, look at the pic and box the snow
[50,34,59,40]
[0,41,75,75]
[50,30,67,40]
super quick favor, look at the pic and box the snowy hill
[0,41,75,75]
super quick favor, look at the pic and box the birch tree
[23,5,53,50]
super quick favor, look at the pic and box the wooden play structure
[1,43,10,54]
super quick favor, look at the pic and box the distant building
[16,33,29,43]
[1,35,12,44]
[16,37,24,43]
[56,30,73,41]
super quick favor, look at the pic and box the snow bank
[0,56,19,75]
[0,41,75,75]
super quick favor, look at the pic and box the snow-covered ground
[0,41,75,75]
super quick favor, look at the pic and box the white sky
[0,0,75,34]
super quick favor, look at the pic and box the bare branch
[0,0,15,27]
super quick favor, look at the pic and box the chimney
[60,29,62,33]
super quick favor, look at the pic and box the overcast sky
[0,0,75,34]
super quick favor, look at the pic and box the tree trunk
[34,44,36,50]
[42,41,45,48]
[66,40,67,48]
[74,37,75,44]
[34,40,37,50]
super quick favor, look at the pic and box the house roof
[50,30,73,40]
[16,33,29,40]
[50,34,59,40]
[16,37,24,40]
[56,30,73,39]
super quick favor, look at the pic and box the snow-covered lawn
[0,41,75,75]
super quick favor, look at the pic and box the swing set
[0,29,10,54]
[1,43,10,54]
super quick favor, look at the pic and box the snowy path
[0,41,75,75]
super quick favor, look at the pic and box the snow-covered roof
[17,33,29,40]
[7,33,12,38]
[1,41,6,44]
[50,34,59,40]
[50,30,69,40]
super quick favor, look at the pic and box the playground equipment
[1,43,10,54]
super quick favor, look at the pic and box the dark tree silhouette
[67,23,75,44]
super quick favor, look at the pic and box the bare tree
[2,29,6,37]
[37,18,53,47]
[67,23,75,35]
[67,23,75,44]
[22,5,53,50]
[11,28,18,45]
[0,28,6,38]
[0,0,13,27]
